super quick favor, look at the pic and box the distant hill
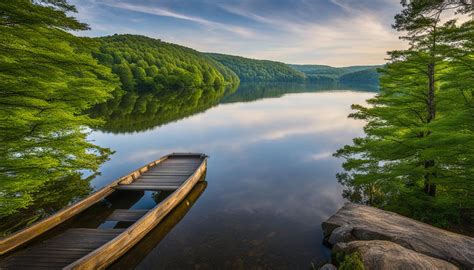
[290,64,382,84]
[339,68,380,85]
[207,53,306,82]
[207,52,381,84]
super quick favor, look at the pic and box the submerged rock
[322,203,474,269]
[334,240,458,270]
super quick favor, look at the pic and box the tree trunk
[424,63,436,197]
[427,62,436,123]
[424,160,436,197]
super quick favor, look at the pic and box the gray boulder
[328,224,354,246]
[334,240,458,270]
[322,203,474,269]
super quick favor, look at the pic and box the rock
[334,240,458,270]
[322,203,474,269]
[328,224,354,245]
[319,263,337,270]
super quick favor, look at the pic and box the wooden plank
[106,209,149,222]
[127,182,182,190]
[114,185,180,191]
[149,166,197,169]
[133,180,185,184]
[65,158,207,269]
[0,229,124,269]
[144,171,194,174]
[126,182,182,187]
[137,177,187,180]
[138,175,188,178]
[143,172,192,175]
[158,161,200,165]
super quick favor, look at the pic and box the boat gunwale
[0,152,202,255]
[64,153,208,269]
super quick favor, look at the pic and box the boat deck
[0,229,124,269]
[114,157,202,191]
[0,154,205,269]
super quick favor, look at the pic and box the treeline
[207,53,306,82]
[290,64,381,85]
[335,1,474,230]
[94,35,239,93]
[206,53,380,84]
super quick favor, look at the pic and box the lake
[87,82,376,269]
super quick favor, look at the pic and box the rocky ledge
[321,203,474,269]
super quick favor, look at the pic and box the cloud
[102,1,257,38]
[71,0,407,65]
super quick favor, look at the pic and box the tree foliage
[208,53,306,82]
[290,64,381,84]
[0,0,118,217]
[335,1,474,228]
[94,35,239,94]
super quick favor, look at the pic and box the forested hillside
[90,35,240,133]
[339,68,379,84]
[207,53,306,82]
[290,64,381,84]
[93,35,239,93]
[207,53,380,84]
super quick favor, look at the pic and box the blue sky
[70,0,406,66]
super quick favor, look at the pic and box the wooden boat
[0,153,208,269]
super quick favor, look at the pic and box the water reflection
[221,82,378,104]
[88,83,376,268]
[3,81,376,267]
[89,84,238,134]
[0,117,111,236]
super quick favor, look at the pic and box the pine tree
[334,1,473,227]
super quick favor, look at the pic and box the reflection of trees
[90,84,238,134]
[0,173,95,236]
[220,82,378,104]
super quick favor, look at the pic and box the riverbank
[321,203,474,269]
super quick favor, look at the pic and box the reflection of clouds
[308,151,334,161]
[219,177,344,228]
[88,90,374,268]
[89,91,373,187]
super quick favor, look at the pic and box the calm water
[89,83,376,269]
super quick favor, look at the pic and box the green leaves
[0,1,118,221]
[335,3,474,228]
[93,35,240,94]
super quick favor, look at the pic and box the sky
[70,0,407,66]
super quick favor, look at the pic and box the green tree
[334,1,473,227]
[0,1,118,217]
[113,64,135,91]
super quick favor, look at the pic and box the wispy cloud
[71,0,407,65]
[102,1,257,38]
